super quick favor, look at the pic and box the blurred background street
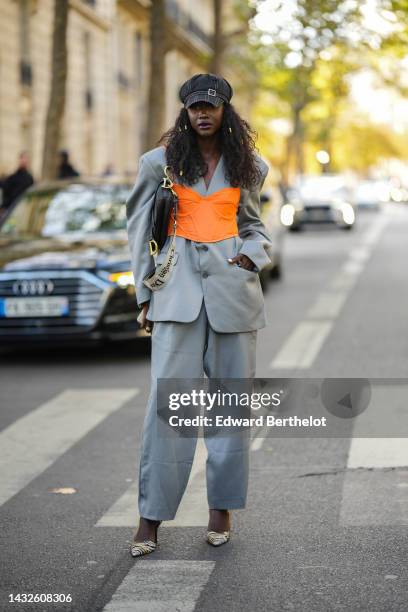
[1,0,408,611]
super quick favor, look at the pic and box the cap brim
[184,92,224,108]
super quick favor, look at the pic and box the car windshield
[0,183,132,240]
[296,177,349,202]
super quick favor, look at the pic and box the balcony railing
[165,0,212,48]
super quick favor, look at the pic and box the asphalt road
[1,204,407,612]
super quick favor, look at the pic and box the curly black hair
[157,103,262,190]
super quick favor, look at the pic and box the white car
[281,175,356,231]
[259,186,285,283]
[354,180,390,210]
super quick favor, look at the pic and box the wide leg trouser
[137,300,257,521]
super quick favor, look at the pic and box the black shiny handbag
[143,166,178,291]
[148,165,178,255]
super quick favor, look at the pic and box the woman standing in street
[126,73,273,557]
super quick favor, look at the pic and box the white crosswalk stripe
[347,383,408,469]
[250,422,269,451]
[306,291,348,319]
[348,438,408,469]
[340,384,408,525]
[0,388,137,508]
[270,213,388,370]
[270,321,333,369]
[102,560,215,612]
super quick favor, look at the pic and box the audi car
[0,178,147,347]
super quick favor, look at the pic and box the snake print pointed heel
[130,539,157,557]
[206,530,230,546]
[207,510,231,546]
[130,520,161,558]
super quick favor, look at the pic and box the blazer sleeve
[236,158,274,272]
[125,154,161,307]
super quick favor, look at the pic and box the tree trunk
[284,104,305,182]
[292,104,305,176]
[283,135,293,186]
[209,0,223,74]
[41,0,69,180]
[321,145,332,173]
[144,0,166,152]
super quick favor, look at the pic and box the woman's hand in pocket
[227,253,256,271]
[138,302,154,334]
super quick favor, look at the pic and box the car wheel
[259,269,269,291]
[269,258,282,280]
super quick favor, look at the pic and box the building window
[19,0,32,86]
[20,61,32,87]
[117,72,131,89]
[134,31,143,89]
[116,19,131,90]
[84,31,93,111]
[165,0,211,47]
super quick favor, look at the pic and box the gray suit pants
[138,300,257,520]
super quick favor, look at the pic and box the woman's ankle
[208,509,231,531]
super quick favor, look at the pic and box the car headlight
[340,202,355,225]
[289,198,304,211]
[390,188,402,202]
[280,203,295,226]
[108,270,135,288]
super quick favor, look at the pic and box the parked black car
[0,178,146,346]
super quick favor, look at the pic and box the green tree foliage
[256,0,363,179]
[332,117,406,173]
[248,0,408,179]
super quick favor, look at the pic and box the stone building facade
[0,0,217,178]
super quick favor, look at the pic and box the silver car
[259,185,285,283]
[281,175,356,231]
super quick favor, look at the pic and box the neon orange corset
[167,183,241,243]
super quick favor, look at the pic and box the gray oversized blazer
[125,145,273,333]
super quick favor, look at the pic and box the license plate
[0,297,69,317]
[308,210,329,221]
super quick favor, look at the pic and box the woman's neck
[197,134,221,159]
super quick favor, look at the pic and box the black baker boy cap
[179,73,233,108]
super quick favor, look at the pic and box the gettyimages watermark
[156,378,408,438]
